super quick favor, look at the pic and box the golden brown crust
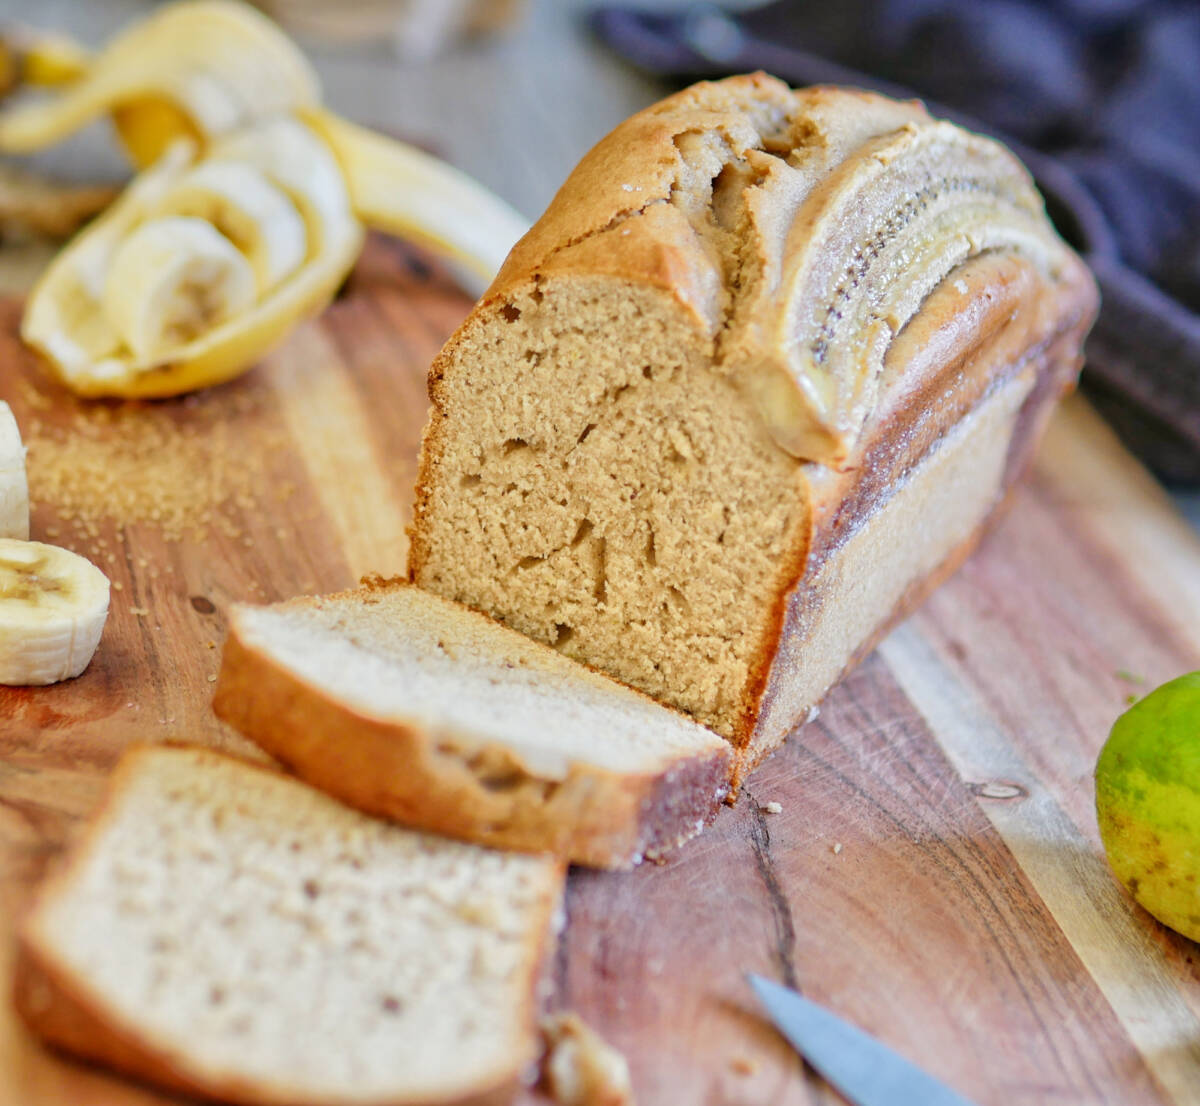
[408,74,1099,758]
[482,75,926,325]
[213,612,731,870]
[14,745,557,1106]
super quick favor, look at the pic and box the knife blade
[748,974,979,1106]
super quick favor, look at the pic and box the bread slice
[213,580,732,869]
[15,745,565,1106]
[406,74,1098,774]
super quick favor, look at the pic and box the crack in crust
[490,74,1076,467]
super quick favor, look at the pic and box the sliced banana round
[160,160,307,293]
[0,539,109,686]
[213,117,360,256]
[102,215,257,363]
[0,402,28,541]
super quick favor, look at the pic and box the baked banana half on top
[408,74,1098,773]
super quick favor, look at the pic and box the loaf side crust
[14,746,560,1106]
[742,318,1092,775]
[214,598,732,870]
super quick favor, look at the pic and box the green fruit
[1096,672,1200,940]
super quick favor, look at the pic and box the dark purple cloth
[592,1,1200,482]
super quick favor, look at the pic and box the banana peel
[22,121,363,399]
[305,110,525,286]
[5,0,528,398]
[0,2,318,162]
[0,28,90,99]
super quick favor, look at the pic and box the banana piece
[305,110,528,285]
[212,118,360,259]
[23,120,363,398]
[0,2,317,163]
[0,539,109,685]
[0,402,28,541]
[102,216,257,362]
[21,140,195,391]
[161,161,307,293]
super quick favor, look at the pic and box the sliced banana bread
[15,745,565,1106]
[214,580,731,869]
[407,74,1098,773]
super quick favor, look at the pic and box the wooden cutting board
[2,235,1199,1106]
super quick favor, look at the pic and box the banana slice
[0,2,318,164]
[725,117,1073,465]
[211,118,357,254]
[103,216,257,363]
[161,161,307,293]
[0,539,109,685]
[0,402,29,541]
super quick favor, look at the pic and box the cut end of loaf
[410,278,809,746]
[16,745,564,1106]
[215,581,732,868]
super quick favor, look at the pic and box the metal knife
[748,974,979,1106]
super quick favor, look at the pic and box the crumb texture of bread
[409,74,1098,752]
[18,746,564,1106]
[215,582,730,868]
[412,275,807,743]
[230,583,727,777]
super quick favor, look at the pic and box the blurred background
[0,0,1197,510]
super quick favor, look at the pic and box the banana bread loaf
[408,74,1098,773]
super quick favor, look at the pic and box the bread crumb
[729,1055,758,1076]
[541,1013,632,1106]
[130,607,149,617]
[207,675,217,683]
[954,278,969,294]
[761,801,782,815]
[832,842,843,855]
[111,581,123,591]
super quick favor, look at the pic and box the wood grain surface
[2,236,1199,1106]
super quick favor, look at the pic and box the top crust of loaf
[490,75,925,317]
[435,73,1094,466]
